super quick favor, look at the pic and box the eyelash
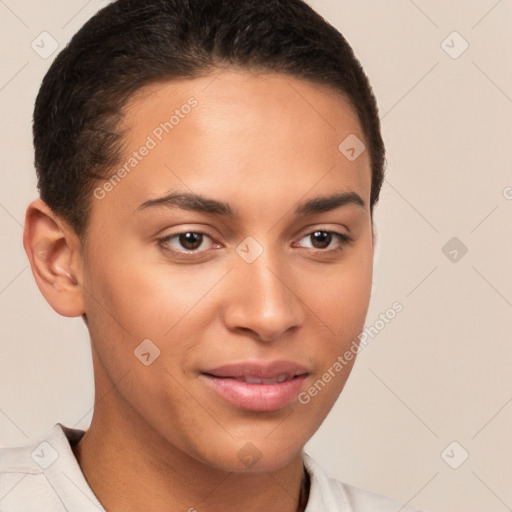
[157,228,354,258]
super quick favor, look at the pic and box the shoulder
[303,452,425,512]
[0,429,64,511]
[0,423,98,512]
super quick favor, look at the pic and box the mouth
[200,360,309,412]
[218,373,297,384]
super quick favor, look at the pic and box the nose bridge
[224,244,304,341]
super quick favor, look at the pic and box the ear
[23,198,85,317]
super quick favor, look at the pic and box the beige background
[1,1,511,511]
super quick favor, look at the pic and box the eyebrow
[136,191,365,217]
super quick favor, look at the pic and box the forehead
[92,70,371,223]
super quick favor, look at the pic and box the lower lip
[201,374,308,412]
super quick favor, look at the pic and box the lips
[200,360,309,412]
[202,360,308,379]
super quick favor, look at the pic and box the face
[81,69,374,472]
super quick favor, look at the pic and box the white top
[0,423,423,511]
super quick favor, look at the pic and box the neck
[72,383,309,512]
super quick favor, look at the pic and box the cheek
[296,251,372,425]
[310,247,373,343]
[333,270,372,333]
[82,247,225,363]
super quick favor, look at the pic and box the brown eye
[178,232,203,251]
[295,229,353,254]
[159,231,216,255]
[310,231,332,249]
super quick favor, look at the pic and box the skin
[24,69,375,512]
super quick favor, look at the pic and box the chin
[193,431,307,474]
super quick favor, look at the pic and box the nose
[222,251,305,343]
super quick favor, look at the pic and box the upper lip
[201,360,309,380]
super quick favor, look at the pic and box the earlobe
[23,198,85,317]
